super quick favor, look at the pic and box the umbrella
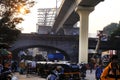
[0,49,12,59]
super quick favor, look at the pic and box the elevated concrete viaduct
[52,0,104,63]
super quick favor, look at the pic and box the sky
[19,0,120,35]
[89,0,120,34]
[18,0,59,33]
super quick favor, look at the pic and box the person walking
[100,55,120,80]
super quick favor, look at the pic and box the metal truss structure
[37,8,56,26]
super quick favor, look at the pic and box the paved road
[12,73,46,80]
[12,70,96,80]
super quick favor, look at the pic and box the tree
[103,23,119,37]
[109,23,120,64]
[102,22,120,41]
[92,23,119,64]
[110,24,120,38]
[103,22,120,64]
[0,0,35,44]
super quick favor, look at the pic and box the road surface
[12,70,96,80]
[12,73,46,80]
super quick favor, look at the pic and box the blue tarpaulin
[47,53,64,60]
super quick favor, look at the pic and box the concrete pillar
[76,6,94,63]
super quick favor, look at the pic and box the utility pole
[91,30,103,65]
[95,30,103,64]
[55,0,58,17]
[95,30,103,53]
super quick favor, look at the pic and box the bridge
[51,0,104,63]
[10,34,78,62]
[12,0,106,63]
[9,33,119,62]
[52,0,104,33]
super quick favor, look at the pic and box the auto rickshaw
[59,63,81,80]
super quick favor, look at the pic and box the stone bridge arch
[11,44,70,60]
[9,34,114,62]
[10,34,78,62]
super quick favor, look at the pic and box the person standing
[47,66,59,80]
[80,63,87,80]
[101,55,120,80]
[95,64,103,80]
[31,60,36,73]
[46,71,58,80]
[19,59,25,74]
[0,60,3,79]
[89,61,94,73]
[1,61,12,80]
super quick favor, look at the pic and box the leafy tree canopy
[103,23,119,37]
[0,0,35,44]
[103,22,120,42]
[110,24,120,39]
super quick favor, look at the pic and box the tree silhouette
[110,24,120,39]
[103,23,119,37]
[0,0,35,44]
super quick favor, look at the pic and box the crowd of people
[0,48,13,80]
[100,55,120,80]
[1,45,120,80]
[95,55,120,80]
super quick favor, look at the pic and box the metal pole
[56,0,57,16]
